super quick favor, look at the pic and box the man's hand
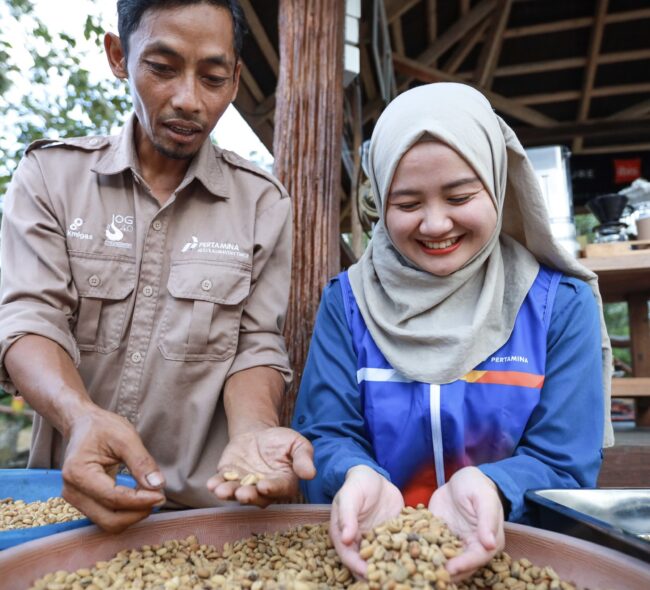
[428,466,505,582]
[62,407,166,533]
[330,465,404,579]
[206,426,315,507]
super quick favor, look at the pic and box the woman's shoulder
[550,273,599,330]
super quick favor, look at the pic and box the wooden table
[581,252,650,426]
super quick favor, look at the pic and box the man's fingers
[64,487,152,533]
[255,475,296,499]
[210,480,240,500]
[63,467,165,512]
[112,432,165,491]
[290,436,316,480]
[234,485,272,508]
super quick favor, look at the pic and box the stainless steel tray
[526,488,650,563]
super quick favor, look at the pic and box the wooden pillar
[273,0,345,425]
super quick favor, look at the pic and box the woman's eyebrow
[387,188,422,198]
[441,177,482,190]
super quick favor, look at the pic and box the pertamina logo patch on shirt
[181,235,249,259]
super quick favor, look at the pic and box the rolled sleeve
[227,195,292,383]
[0,153,80,393]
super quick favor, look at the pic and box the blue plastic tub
[0,468,135,549]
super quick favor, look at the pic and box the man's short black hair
[117,0,248,61]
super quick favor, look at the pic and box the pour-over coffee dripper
[586,193,629,243]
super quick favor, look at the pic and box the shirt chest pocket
[69,254,136,353]
[159,261,251,361]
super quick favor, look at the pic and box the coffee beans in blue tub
[0,468,136,549]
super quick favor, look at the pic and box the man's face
[123,3,240,160]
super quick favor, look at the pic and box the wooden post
[273,0,345,425]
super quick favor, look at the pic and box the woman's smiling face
[385,140,498,276]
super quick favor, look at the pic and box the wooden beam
[599,48,650,64]
[385,0,420,23]
[514,117,650,145]
[491,57,586,77]
[391,20,405,56]
[612,378,650,398]
[240,0,279,76]
[233,84,274,152]
[593,82,650,98]
[516,83,650,105]
[515,90,580,105]
[240,62,265,102]
[418,0,496,67]
[359,23,377,102]
[576,142,650,155]
[574,0,609,153]
[486,49,650,78]
[392,53,556,127]
[504,16,592,38]
[444,18,492,74]
[609,99,650,121]
[426,0,437,44]
[503,8,650,38]
[473,0,512,89]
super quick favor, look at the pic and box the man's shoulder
[215,146,289,200]
[25,135,111,155]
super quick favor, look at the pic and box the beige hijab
[348,83,613,447]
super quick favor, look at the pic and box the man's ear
[104,32,128,79]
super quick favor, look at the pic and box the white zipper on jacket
[429,383,446,488]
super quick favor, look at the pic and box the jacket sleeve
[292,278,390,503]
[226,195,292,382]
[479,276,604,523]
[0,152,81,393]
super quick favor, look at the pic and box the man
[0,0,314,532]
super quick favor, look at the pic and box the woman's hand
[330,465,404,578]
[428,466,505,582]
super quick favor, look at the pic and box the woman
[292,83,613,581]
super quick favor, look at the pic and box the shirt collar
[92,114,228,199]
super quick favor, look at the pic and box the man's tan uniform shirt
[0,116,292,507]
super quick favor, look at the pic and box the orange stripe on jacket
[461,370,545,389]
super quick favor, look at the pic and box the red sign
[614,158,641,184]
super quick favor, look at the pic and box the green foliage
[0,0,131,198]
[604,302,631,367]
[574,212,598,243]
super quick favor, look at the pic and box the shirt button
[142,285,154,297]
[152,220,162,231]
[131,352,142,363]
[297,415,306,425]
[201,279,212,291]
[88,275,101,287]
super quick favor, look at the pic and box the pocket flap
[69,253,136,300]
[167,261,251,305]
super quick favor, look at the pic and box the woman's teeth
[421,236,460,249]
